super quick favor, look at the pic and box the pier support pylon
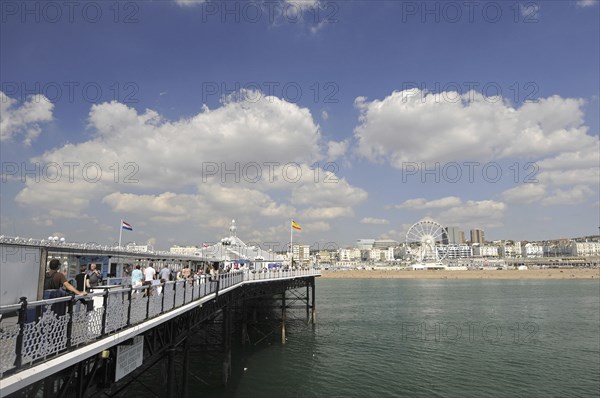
[311,277,316,325]
[166,347,177,398]
[222,306,232,385]
[182,337,190,398]
[306,284,310,324]
[281,291,287,344]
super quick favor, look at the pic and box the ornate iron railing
[0,268,319,378]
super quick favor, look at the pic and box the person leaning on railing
[45,259,87,296]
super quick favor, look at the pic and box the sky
[1,0,599,251]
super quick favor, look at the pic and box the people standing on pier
[74,265,89,293]
[156,263,170,295]
[74,265,93,311]
[45,259,87,296]
[87,263,102,288]
[210,263,219,281]
[159,263,171,282]
[182,266,192,285]
[144,262,156,296]
[43,260,85,316]
[132,264,143,288]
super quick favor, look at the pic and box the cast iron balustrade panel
[0,324,19,375]
[104,291,129,333]
[129,292,148,325]
[22,304,69,365]
[148,292,162,318]
[174,281,185,307]
[163,283,175,311]
[70,305,103,346]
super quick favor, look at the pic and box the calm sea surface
[199,279,600,398]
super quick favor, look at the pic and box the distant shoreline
[319,268,600,280]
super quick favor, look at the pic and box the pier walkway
[0,267,320,396]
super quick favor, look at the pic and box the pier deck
[0,242,319,397]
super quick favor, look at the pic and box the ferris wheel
[405,220,447,263]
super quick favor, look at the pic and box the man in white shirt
[144,263,156,282]
[143,263,156,296]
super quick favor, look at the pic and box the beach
[320,268,600,279]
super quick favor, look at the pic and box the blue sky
[1,0,599,250]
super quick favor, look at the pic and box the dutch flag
[121,221,133,231]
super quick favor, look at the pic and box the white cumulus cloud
[501,184,547,204]
[361,217,389,225]
[541,186,594,206]
[576,0,598,7]
[14,93,367,240]
[437,200,507,228]
[394,196,462,209]
[0,91,54,145]
[354,90,594,166]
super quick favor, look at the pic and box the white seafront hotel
[338,248,362,261]
[522,243,544,258]
[472,244,500,257]
[436,244,473,259]
[570,241,600,256]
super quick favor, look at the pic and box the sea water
[208,278,600,398]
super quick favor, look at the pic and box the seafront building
[436,244,473,259]
[373,239,399,249]
[470,229,485,244]
[522,242,544,258]
[292,244,311,265]
[443,227,464,244]
[339,248,361,261]
[125,243,151,252]
[570,241,600,256]
[498,241,522,258]
[542,240,572,257]
[356,239,376,250]
[318,250,336,264]
[472,244,500,257]
[317,227,600,268]
[169,245,200,256]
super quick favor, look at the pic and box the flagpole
[119,219,123,249]
[290,219,293,268]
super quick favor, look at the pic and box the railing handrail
[0,268,320,379]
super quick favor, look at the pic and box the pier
[0,240,319,397]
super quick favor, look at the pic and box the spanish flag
[292,220,302,230]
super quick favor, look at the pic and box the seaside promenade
[320,268,600,279]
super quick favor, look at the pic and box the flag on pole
[292,220,301,230]
[121,221,133,231]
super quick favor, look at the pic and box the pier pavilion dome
[200,219,284,265]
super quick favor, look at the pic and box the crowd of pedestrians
[43,259,241,300]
